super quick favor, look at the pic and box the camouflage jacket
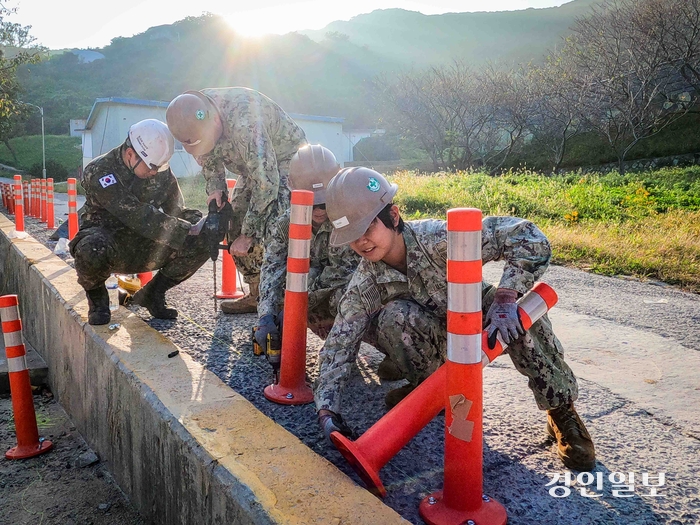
[195,87,307,241]
[79,144,191,250]
[258,209,361,318]
[314,217,552,413]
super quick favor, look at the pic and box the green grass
[0,135,82,173]
[391,167,700,292]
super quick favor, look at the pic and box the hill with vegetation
[18,2,597,136]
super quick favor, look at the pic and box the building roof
[84,97,344,129]
[84,97,169,129]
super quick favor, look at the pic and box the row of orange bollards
[1,176,73,235]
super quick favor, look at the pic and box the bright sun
[224,5,317,37]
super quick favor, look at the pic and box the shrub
[28,160,69,182]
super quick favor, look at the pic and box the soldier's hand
[318,410,353,444]
[485,288,524,349]
[207,190,225,211]
[255,315,279,348]
[230,234,254,257]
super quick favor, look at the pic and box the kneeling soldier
[315,167,596,472]
[70,119,210,325]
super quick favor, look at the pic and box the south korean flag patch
[99,174,117,188]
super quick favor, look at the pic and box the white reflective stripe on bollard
[447,283,482,313]
[0,306,20,321]
[288,239,311,259]
[286,272,308,293]
[519,292,548,321]
[7,355,27,373]
[446,333,482,364]
[447,231,482,261]
[290,205,313,225]
[3,331,23,348]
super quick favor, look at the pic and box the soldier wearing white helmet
[315,168,596,472]
[69,119,210,325]
[166,87,308,313]
[249,145,361,353]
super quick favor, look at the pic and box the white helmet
[127,119,174,172]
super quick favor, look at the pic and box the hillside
[17,1,596,135]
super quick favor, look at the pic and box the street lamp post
[24,102,46,179]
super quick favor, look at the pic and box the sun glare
[224,5,324,37]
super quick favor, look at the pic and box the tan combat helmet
[166,91,222,157]
[326,167,398,246]
[289,144,341,205]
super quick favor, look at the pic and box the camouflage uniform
[69,144,209,291]
[314,217,578,414]
[195,88,308,286]
[258,209,361,338]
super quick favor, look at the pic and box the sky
[12,0,573,50]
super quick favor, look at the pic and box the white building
[80,97,352,176]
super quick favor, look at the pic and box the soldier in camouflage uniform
[315,167,596,472]
[70,120,210,325]
[255,145,360,350]
[166,88,308,314]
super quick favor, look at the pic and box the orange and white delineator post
[332,282,559,497]
[0,295,53,460]
[67,178,78,240]
[46,178,55,229]
[13,175,24,232]
[264,189,315,405]
[216,179,244,299]
[420,207,506,525]
[7,183,15,214]
[30,179,37,218]
[40,178,47,223]
[23,181,29,214]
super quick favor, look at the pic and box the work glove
[255,314,280,348]
[485,288,524,349]
[318,411,353,444]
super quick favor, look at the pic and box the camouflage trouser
[363,284,578,411]
[69,226,210,291]
[226,160,292,288]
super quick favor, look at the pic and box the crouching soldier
[254,145,361,350]
[315,167,596,472]
[70,119,211,325]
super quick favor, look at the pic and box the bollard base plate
[5,439,53,460]
[331,432,387,498]
[264,383,313,405]
[419,491,507,525]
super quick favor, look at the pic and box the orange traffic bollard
[0,295,53,459]
[46,178,55,229]
[216,179,245,299]
[67,178,78,240]
[332,282,558,498]
[23,181,29,214]
[264,189,314,405]
[13,175,24,232]
[419,208,506,525]
[137,272,153,286]
[29,179,35,217]
[7,183,15,214]
[40,178,47,223]
[2,183,8,209]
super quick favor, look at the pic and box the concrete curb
[0,214,407,525]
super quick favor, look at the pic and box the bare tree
[568,0,693,174]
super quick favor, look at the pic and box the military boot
[220,281,259,315]
[377,356,404,381]
[86,286,110,326]
[546,403,596,471]
[384,384,416,409]
[132,272,179,319]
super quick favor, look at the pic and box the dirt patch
[0,390,144,525]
